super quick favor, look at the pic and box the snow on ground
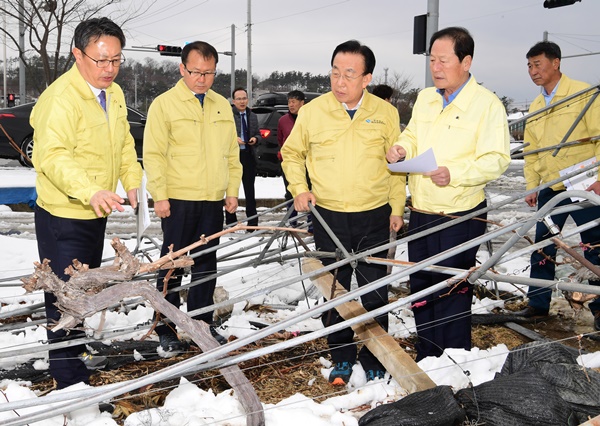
[1,170,599,425]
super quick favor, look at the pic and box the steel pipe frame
[470,189,600,283]
[5,198,600,423]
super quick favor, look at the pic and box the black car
[0,102,146,166]
[252,106,285,177]
[251,93,322,177]
[254,91,322,108]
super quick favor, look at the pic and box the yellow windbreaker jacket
[524,74,600,191]
[31,64,142,219]
[395,76,510,214]
[281,91,404,216]
[143,79,242,202]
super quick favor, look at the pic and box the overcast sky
[114,0,598,108]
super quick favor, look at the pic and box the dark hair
[182,41,219,65]
[232,87,247,98]
[526,41,561,61]
[73,17,126,51]
[429,27,474,62]
[372,84,394,100]
[287,90,305,101]
[331,40,376,75]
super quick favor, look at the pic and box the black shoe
[594,313,600,332]
[210,326,228,345]
[514,306,549,318]
[158,333,188,357]
[328,361,353,386]
[99,402,115,414]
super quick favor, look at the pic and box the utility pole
[231,24,235,98]
[2,0,6,107]
[425,0,439,87]
[134,70,138,108]
[247,0,252,105]
[19,0,25,103]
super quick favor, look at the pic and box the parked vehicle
[0,102,146,166]
[251,92,322,177]
[252,106,285,177]
[254,91,322,109]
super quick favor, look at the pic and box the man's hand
[154,199,171,218]
[90,190,126,218]
[127,188,138,210]
[247,137,257,146]
[225,196,238,214]
[237,137,245,146]
[425,166,451,187]
[294,192,316,212]
[525,192,537,208]
[390,215,404,232]
[386,145,406,163]
[586,181,600,196]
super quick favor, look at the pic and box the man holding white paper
[518,41,600,330]
[386,27,510,361]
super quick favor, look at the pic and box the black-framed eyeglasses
[329,69,365,82]
[184,66,217,78]
[81,50,126,68]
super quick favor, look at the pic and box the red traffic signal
[157,45,182,57]
[7,93,15,107]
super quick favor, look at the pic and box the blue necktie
[347,109,356,119]
[241,112,248,150]
[98,90,106,111]
[195,93,205,106]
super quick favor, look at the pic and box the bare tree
[0,0,156,89]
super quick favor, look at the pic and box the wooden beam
[302,257,436,393]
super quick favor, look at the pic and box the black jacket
[232,107,260,146]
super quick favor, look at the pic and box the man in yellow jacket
[518,41,600,331]
[387,27,510,362]
[31,17,142,389]
[143,41,242,354]
[282,39,404,386]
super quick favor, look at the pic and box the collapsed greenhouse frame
[1,85,600,425]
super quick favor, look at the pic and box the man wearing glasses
[281,40,404,386]
[30,17,142,389]
[143,41,242,355]
[225,87,260,228]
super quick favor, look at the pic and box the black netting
[358,385,465,426]
[498,341,577,376]
[525,357,600,423]
[359,343,599,426]
[456,370,578,426]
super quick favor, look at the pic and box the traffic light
[157,45,182,57]
[543,0,581,8]
[7,93,15,107]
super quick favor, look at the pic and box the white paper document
[137,173,151,238]
[387,147,438,173]
[559,156,598,202]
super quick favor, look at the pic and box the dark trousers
[156,199,223,335]
[407,201,487,361]
[226,149,257,226]
[529,187,600,314]
[35,206,107,389]
[314,204,390,372]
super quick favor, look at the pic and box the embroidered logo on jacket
[366,119,385,125]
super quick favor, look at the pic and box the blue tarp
[0,187,37,208]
